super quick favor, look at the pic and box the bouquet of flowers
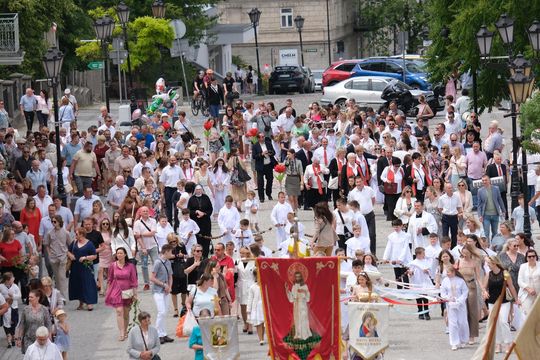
[246,128,259,144]
[203,120,213,138]
[274,163,286,190]
[11,255,28,272]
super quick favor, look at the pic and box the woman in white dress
[247,269,265,345]
[440,266,470,350]
[517,249,540,316]
[211,158,230,216]
[236,247,256,334]
[286,271,312,340]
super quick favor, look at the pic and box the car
[268,65,311,94]
[302,67,316,93]
[311,69,324,91]
[351,58,431,90]
[320,76,433,109]
[321,59,361,87]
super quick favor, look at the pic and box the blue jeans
[209,104,221,119]
[141,246,159,285]
[482,214,499,240]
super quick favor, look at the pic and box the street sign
[305,48,318,53]
[170,19,186,40]
[109,50,128,60]
[87,61,104,70]
[112,37,124,50]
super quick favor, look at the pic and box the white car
[320,76,432,108]
[311,69,324,91]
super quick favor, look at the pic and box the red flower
[274,164,286,173]
[246,128,259,137]
[203,120,213,131]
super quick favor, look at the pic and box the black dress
[188,194,213,257]
[487,270,508,305]
[185,257,208,285]
[171,244,188,294]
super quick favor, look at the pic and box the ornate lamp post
[294,15,305,67]
[42,47,67,206]
[476,14,538,237]
[94,16,115,112]
[152,0,167,79]
[248,8,263,95]
[117,1,133,91]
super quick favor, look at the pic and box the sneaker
[163,336,174,343]
[160,337,166,344]
[445,327,449,334]
[143,284,150,291]
[418,314,425,320]
[424,314,431,320]
[451,346,458,351]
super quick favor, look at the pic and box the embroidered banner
[257,257,341,360]
[198,315,240,360]
[348,302,390,360]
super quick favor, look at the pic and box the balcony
[353,12,377,32]
[0,13,24,65]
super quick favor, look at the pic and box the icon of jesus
[285,271,312,340]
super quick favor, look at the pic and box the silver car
[311,69,324,91]
[320,76,432,108]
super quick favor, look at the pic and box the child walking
[54,309,71,359]
[247,269,265,345]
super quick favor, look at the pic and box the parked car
[311,69,324,91]
[321,59,361,87]
[303,67,316,93]
[320,76,437,111]
[351,58,431,90]
[268,65,312,94]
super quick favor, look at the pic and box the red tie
[314,165,324,195]
[323,148,328,166]
[498,165,502,176]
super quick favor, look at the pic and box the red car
[322,60,361,88]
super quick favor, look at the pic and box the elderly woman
[491,221,514,253]
[15,289,52,354]
[40,276,64,318]
[127,311,161,360]
[517,249,540,316]
[188,185,213,258]
[381,157,404,221]
[68,228,98,311]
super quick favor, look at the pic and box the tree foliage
[520,91,540,153]
[360,0,428,56]
[424,0,540,111]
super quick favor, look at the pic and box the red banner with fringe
[257,257,341,360]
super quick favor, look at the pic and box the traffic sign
[109,50,128,60]
[87,61,104,70]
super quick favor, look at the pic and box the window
[371,80,387,92]
[344,80,353,89]
[385,62,403,74]
[281,8,293,28]
[336,63,356,72]
[352,79,369,90]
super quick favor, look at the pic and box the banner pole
[502,342,515,360]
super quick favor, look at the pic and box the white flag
[198,315,240,360]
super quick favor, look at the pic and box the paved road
[1,92,532,359]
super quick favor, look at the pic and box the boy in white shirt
[233,219,254,248]
[178,208,200,254]
[425,233,443,277]
[155,215,174,250]
[345,224,371,259]
[284,212,305,240]
[408,247,435,320]
[383,219,413,289]
[345,259,365,291]
[218,196,241,244]
[451,232,466,260]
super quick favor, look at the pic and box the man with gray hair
[23,326,62,360]
[107,175,129,211]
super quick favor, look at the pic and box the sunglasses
[102,223,110,225]
[51,221,57,224]
[405,190,412,193]
[169,241,178,244]
[527,255,536,258]
[194,250,202,253]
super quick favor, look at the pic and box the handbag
[328,176,339,190]
[121,288,134,299]
[140,326,161,360]
[383,182,398,194]
[337,211,353,239]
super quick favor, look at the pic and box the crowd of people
[0,75,539,359]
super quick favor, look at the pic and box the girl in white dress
[247,269,265,345]
[236,247,256,334]
[440,266,470,350]
[211,158,230,215]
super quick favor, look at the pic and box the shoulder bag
[140,326,161,360]
[140,219,160,249]
[337,211,353,239]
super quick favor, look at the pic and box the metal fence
[0,13,19,54]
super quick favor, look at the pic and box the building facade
[216,0,360,71]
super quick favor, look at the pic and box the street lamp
[248,8,263,95]
[152,0,167,79]
[477,15,540,238]
[42,47,67,206]
[117,1,133,91]
[294,15,305,66]
[94,16,115,113]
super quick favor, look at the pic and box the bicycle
[191,94,210,117]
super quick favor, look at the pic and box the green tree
[425,0,540,111]
[520,92,540,153]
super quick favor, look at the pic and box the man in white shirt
[276,107,295,133]
[160,155,184,223]
[312,137,334,168]
[22,326,62,360]
[444,112,462,140]
[347,176,377,253]
[106,175,129,211]
[33,185,53,216]
[132,152,155,179]
[134,206,159,290]
[97,115,116,138]
[270,192,293,247]
[437,182,463,248]
[73,187,102,227]
[381,118,401,140]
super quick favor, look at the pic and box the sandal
[173,309,179,318]
[87,305,94,311]
[76,304,85,310]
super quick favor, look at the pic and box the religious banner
[199,315,240,360]
[257,257,341,360]
[348,302,390,360]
